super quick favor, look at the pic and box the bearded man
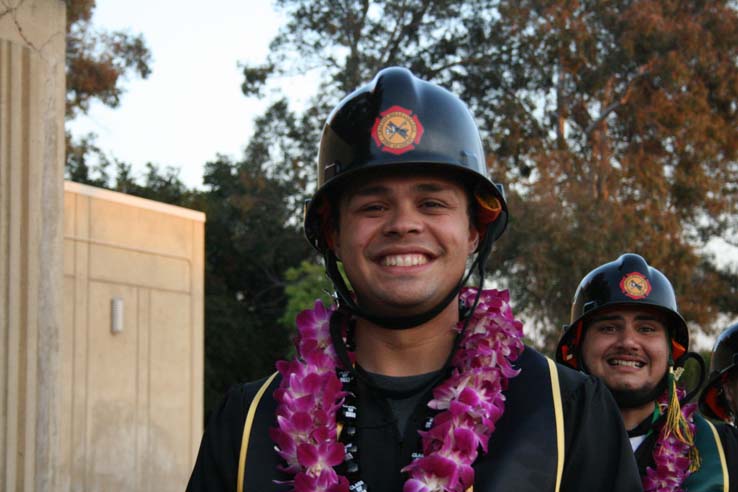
[557,253,732,491]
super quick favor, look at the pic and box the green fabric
[683,414,726,492]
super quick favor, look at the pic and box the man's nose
[382,203,423,236]
[616,324,640,349]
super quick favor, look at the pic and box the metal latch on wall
[111,297,124,334]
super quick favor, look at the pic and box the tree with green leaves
[279,261,333,334]
[198,151,314,414]
[243,0,738,351]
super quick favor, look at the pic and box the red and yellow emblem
[619,272,652,300]
[371,105,424,155]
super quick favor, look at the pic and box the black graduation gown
[187,347,641,492]
[716,422,738,492]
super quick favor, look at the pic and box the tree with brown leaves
[244,0,738,350]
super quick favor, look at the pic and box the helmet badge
[619,272,652,300]
[371,105,424,155]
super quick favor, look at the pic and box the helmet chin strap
[323,230,495,330]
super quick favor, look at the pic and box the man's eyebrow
[590,314,663,323]
[413,183,448,193]
[350,182,451,197]
[590,315,622,323]
[351,185,390,197]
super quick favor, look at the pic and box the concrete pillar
[0,1,67,491]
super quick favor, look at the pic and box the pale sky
[68,0,316,189]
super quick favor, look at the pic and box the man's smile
[607,358,646,369]
[379,253,431,267]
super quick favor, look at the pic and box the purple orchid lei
[269,288,524,492]
[642,388,698,492]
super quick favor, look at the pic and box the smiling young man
[187,68,641,492]
[557,253,732,492]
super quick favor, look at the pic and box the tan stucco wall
[63,181,204,492]
[1,1,67,491]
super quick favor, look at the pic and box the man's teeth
[609,359,644,368]
[382,254,428,267]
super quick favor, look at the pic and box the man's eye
[421,200,445,208]
[597,324,616,333]
[639,325,657,333]
[359,204,385,212]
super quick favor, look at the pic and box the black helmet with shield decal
[304,66,507,252]
[556,253,703,461]
[555,253,689,370]
[303,67,507,329]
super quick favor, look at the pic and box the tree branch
[556,57,567,145]
[378,0,408,66]
[381,0,432,67]
[584,63,652,135]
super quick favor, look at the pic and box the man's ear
[330,230,341,260]
[468,226,480,254]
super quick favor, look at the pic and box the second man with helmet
[557,253,734,492]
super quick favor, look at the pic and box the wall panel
[63,182,204,491]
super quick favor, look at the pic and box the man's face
[332,172,478,318]
[581,307,670,396]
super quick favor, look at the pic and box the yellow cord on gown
[662,365,701,473]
